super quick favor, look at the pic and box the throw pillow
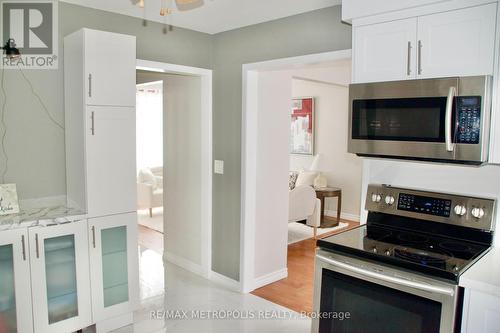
[295,170,317,187]
[138,168,157,189]
[289,172,298,190]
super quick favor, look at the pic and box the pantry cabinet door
[417,3,496,78]
[353,18,417,83]
[0,229,33,333]
[85,106,137,218]
[88,213,139,322]
[29,221,92,333]
[84,29,136,107]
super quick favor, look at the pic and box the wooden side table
[314,187,342,228]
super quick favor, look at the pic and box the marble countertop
[460,247,500,297]
[0,205,87,231]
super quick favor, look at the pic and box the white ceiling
[61,0,342,34]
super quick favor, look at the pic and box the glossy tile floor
[106,227,311,333]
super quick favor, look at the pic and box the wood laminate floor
[251,217,360,314]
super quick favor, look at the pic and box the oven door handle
[317,254,455,297]
[445,86,457,152]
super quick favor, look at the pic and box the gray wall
[0,1,212,200]
[1,2,351,281]
[211,6,351,280]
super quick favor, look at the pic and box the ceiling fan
[131,0,205,11]
[130,0,207,33]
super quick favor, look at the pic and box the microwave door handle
[445,86,457,152]
[316,254,455,297]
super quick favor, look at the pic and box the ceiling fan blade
[175,0,199,4]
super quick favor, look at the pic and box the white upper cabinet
[352,3,497,83]
[417,3,497,79]
[84,29,136,107]
[353,18,417,83]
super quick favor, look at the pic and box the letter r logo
[2,2,53,54]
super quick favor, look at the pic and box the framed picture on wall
[290,97,315,155]
[0,184,20,215]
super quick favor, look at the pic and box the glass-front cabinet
[89,212,139,322]
[0,229,33,333]
[29,220,92,333]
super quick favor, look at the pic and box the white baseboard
[325,210,360,222]
[253,268,288,290]
[209,270,242,292]
[164,251,205,277]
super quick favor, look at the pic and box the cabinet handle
[88,73,92,98]
[91,111,95,135]
[417,40,422,75]
[91,226,96,248]
[21,235,26,261]
[35,234,40,259]
[407,41,412,76]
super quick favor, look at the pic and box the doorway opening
[241,50,361,312]
[134,60,212,305]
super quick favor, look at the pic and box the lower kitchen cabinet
[28,220,92,333]
[462,289,500,333]
[0,229,33,333]
[88,213,139,328]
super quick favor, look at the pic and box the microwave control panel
[455,96,481,144]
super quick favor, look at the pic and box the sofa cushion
[295,170,317,187]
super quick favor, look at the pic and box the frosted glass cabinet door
[0,229,33,333]
[29,221,92,333]
[89,213,139,322]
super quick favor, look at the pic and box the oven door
[312,250,461,333]
[348,76,491,163]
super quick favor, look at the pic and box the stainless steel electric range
[312,184,496,333]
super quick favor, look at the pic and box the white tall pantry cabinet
[64,28,139,333]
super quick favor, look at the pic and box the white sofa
[289,185,321,238]
[137,166,163,217]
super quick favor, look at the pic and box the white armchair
[289,185,321,238]
[137,167,163,217]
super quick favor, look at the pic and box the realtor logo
[1,0,58,69]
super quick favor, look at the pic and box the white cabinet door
[86,106,137,218]
[88,213,139,323]
[463,289,500,333]
[0,229,33,333]
[353,18,417,83]
[29,221,92,333]
[85,29,136,107]
[417,3,497,78]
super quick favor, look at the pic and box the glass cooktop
[317,224,490,282]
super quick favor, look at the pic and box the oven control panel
[455,96,481,144]
[397,193,451,218]
[365,184,495,231]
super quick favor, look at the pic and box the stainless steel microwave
[348,76,492,165]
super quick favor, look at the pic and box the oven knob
[372,247,378,254]
[371,194,382,203]
[454,205,467,216]
[385,195,395,205]
[384,250,391,256]
[471,207,485,219]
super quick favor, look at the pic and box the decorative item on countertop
[310,154,328,189]
[0,184,20,215]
